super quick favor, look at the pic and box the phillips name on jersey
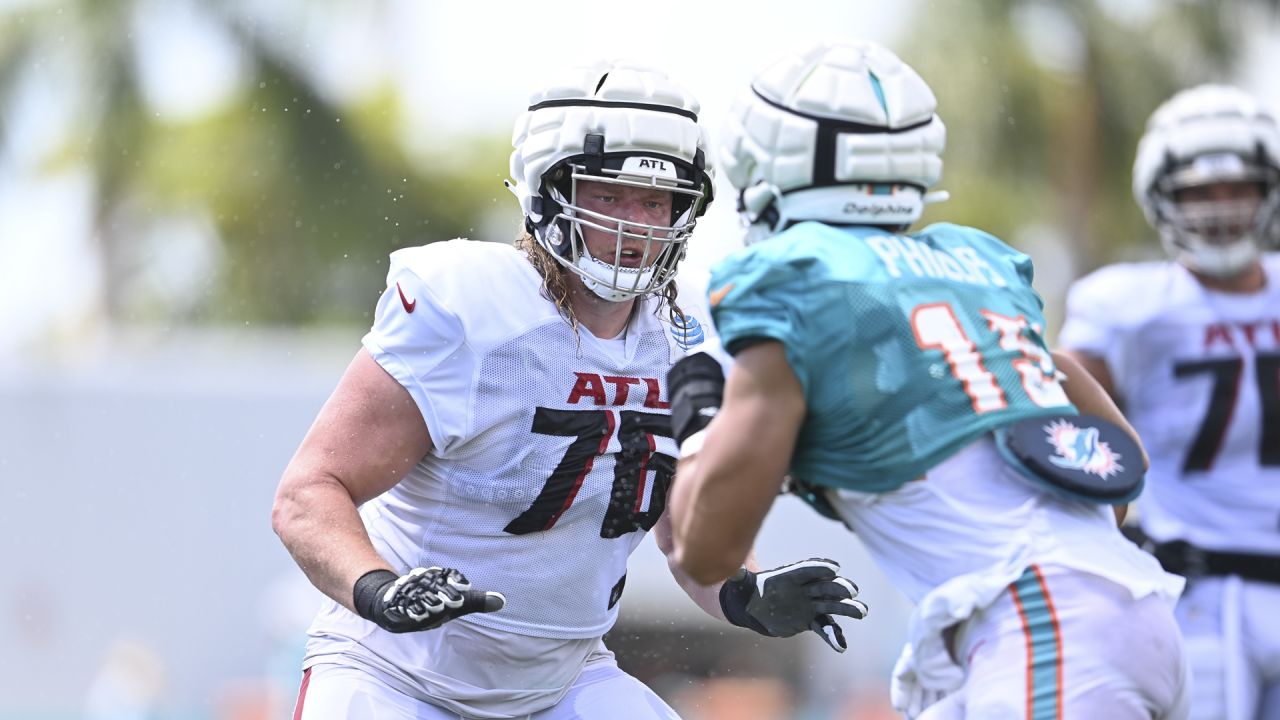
[709,221,1074,495]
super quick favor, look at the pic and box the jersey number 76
[504,407,673,538]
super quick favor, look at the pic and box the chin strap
[1168,236,1261,278]
[574,245,658,302]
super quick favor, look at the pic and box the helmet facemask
[1132,85,1280,278]
[507,61,716,304]
[537,150,709,302]
[1149,152,1280,278]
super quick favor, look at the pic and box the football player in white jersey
[666,42,1189,719]
[271,61,867,720]
[1059,85,1280,720]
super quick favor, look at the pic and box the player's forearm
[655,507,747,620]
[1055,349,1120,401]
[665,554,729,621]
[272,470,393,613]
[664,547,761,622]
[671,455,764,584]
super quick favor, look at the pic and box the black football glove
[668,351,726,446]
[353,567,506,634]
[719,558,867,653]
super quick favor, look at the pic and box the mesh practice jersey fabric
[706,222,1183,711]
[304,239,711,715]
[709,221,1076,494]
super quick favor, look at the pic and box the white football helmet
[508,61,715,302]
[720,41,946,243]
[1133,84,1280,278]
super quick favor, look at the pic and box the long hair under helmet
[1133,84,1280,278]
[719,41,947,244]
[507,61,715,302]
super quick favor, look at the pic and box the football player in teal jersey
[668,42,1189,719]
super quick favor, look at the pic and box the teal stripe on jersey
[1010,565,1063,720]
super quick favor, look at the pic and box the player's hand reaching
[718,558,867,653]
[353,567,506,634]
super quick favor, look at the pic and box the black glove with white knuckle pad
[719,558,868,653]
[353,566,506,634]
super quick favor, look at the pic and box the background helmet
[508,61,715,302]
[1132,84,1280,277]
[719,41,946,243]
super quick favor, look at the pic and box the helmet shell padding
[508,62,715,301]
[1132,84,1280,278]
[720,42,945,236]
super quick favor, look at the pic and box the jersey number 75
[1174,354,1280,472]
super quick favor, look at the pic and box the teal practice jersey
[709,221,1076,493]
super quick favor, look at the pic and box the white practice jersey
[828,436,1183,608]
[304,239,712,715]
[829,435,1184,700]
[1059,254,1280,555]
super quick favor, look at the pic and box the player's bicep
[672,339,806,582]
[710,340,807,483]
[696,341,806,529]
[287,349,433,506]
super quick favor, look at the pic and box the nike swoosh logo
[397,282,416,313]
[708,283,735,307]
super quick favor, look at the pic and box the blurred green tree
[4,1,1276,330]
[2,1,511,327]
[905,0,1275,274]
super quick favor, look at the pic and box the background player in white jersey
[270,61,867,720]
[1059,85,1280,720]
[665,42,1189,719]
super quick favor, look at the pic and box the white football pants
[294,654,681,720]
[919,566,1189,720]
[1175,575,1280,720]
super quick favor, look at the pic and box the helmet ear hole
[546,167,571,207]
